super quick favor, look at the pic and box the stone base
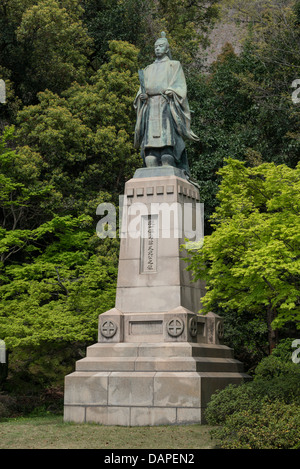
[133,166,188,180]
[64,341,250,426]
[63,170,251,426]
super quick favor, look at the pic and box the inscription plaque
[140,214,158,273]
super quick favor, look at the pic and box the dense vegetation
[0,0,299,448]
[205,339,300,448]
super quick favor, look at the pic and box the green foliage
[0,125,60,265]
[204,383,260,426]
[82,0,219,68]
[187,2,300,224]
[0,126,119,390]
[187,46,254,226]
[271,337,297,361]
[81,0,145,67]
[0,212,119,389]
[206,341,300,448]
[216,309,269,371]
[187,159,300,353]
[0,0,299,400]
[15,40,141,215]
[141,0,219,66]
[254,353,300,381]
[212,401,300,449]
[16,0,93,96]
[205,374,300,427]
[0,0,92,105]
[0,215,118,348]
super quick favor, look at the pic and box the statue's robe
[134,56,199,174]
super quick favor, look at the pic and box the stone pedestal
[64,167,249,425]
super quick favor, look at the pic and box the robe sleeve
[133,86,147,149]
[165,62,199,142]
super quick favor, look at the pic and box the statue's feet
[161,154,175,167]
[145,155,158,167]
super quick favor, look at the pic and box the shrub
[271,338,296,361]
[252,351,300,405]
[204,383,259,425]
[205,341,300,425]
[254,354,300,381]
[205,340,300,449]
[211,401,300,449]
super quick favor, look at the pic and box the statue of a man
[134,32,199,176]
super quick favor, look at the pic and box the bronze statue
[134,32,199,175]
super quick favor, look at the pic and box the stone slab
[64,368,250,425]
[86,342,235,359]
[154,372,201,408]
[86,342,139,357]
[130,406,177,426]
[108,372,156,407]
[75,357,136,372]
[116,173,202,314]
[137,342,193,357]
[133,167,188,180]
[134,357,197,372]
[86,406,131,426]
[115,286,181,313]
[176,407,202,424]
[64,405,86,423]
[64,371,109,405]
[117,257,181,288]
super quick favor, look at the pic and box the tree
[81,0,220,69]
[187,158,300,353]
[0,126,119,388]
[187,44,254,230]
[0,125,61,263]
[0,40,141,390]
[138,0,220,68]
[0,0,93,105]
[15,40,141,216]
[0,215,118,389]
[0,219,118,351]
[186,1,300,228]
[81,0,145,67]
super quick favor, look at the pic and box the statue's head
[154,32,171,59]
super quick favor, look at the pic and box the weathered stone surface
[64,405,85,423]
[98,308,124,343]
[108,372,155,407]
[154,372,201,408]
[115,174,204,314]
[130,407,177,426]
[64,371,109,405]
[64,171,250,426]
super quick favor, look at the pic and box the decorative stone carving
[217,320,224,340]
[189,316,198,337]
[166,318,184,337]
[100,320,118,338]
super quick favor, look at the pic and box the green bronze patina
[134,32,199,176]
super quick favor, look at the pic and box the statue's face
[155,39,169,58]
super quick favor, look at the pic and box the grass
[0,414,216,449]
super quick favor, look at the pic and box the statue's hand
[140,93,148,101]
[164,90,173,98]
